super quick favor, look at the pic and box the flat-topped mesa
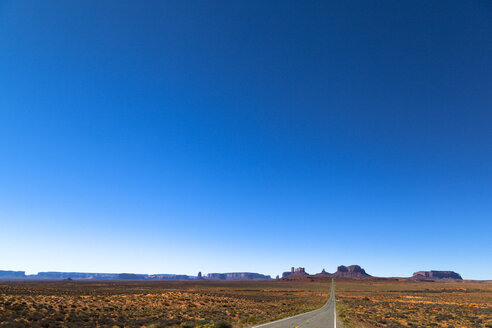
[333,265,371,277]
[282,267,309,278]
[18,272,196,280]
[413,271,462,280]
[0,270,26,279]
[205,272,271,280]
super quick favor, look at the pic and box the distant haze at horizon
[0,267,468,281]
[0,1,491,280]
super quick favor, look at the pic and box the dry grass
[335,279,492,328]
[0,280,328,327]
[2,278,490,328]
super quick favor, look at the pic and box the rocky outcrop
[30,272,194,280]
[148,274,193,280]
[332,265,370,277]
[118,273,147,280]
[205,272,271,280]
[3,269,270,280]
[35,272,120,279]
[315,269,331,276]
[0,270,26,279]
[282,267,309,278]
[413,271,462,280]
[282,265,370,278]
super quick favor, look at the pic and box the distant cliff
[333,265,371,277]
[282,265,371,279]
[0,270,26,279]
[282,267,309,278]
[413,271,462,280]
[118,273,148,280]
[205,272,271,280]
[148,274,193,280]
[314,269,331,276]
[1,269,273,281]
[35,272,120,280]
[2,271,195,280]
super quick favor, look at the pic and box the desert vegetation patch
[335,279,492,328]
[0,280,328,327]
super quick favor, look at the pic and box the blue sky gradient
[1,1,491,279]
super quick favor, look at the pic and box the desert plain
[0,279,490,328]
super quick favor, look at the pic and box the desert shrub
[145,323,166,328]
[0,320,25,328]
[213,321,231,328]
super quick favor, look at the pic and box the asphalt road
[253,280,341,328]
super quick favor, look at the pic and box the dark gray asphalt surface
[252,280,341,328]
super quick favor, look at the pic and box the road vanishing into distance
[253,280,341,328]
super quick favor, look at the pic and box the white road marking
[333,302,336,328]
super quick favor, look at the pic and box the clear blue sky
[0,1,491,279]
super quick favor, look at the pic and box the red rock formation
[332,265,370,277]
[315,268,331,276]
[205,272,271,280]
[282,267,309,278]
[412,271,462,280]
